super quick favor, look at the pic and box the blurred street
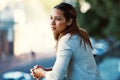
[0,53,56,79]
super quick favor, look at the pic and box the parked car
[90,37,109,55]
[2,71,32,80]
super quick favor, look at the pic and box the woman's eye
[50,16,61,21]
[56,18,61,21]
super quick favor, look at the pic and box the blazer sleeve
[45,40,72,80]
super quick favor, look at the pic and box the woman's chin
[52,31,58,34]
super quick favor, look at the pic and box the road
[0,53,56,79]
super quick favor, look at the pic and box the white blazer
[44,33,103,80]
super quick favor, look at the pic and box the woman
[30,2,103,80]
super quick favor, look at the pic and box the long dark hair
[53,2,93,50]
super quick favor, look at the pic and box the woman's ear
[67,18,73,26]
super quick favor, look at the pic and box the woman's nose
[51,19,55,25]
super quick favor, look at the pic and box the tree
[75,0,120,40]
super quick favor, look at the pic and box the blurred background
[0,0,120,80]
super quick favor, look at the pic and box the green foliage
[76,0,120,40]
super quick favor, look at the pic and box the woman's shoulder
[59,33,80,46]
[58,33,80,50]
[60,33,79,42]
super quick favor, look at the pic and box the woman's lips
[51,27,56,31]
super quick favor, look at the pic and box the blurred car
[2,71,32,80]
[90,37,109,55]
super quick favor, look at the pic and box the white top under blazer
[44,33,103,80]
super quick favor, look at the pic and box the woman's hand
[30,65,46,79]
[30,68,40,79]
